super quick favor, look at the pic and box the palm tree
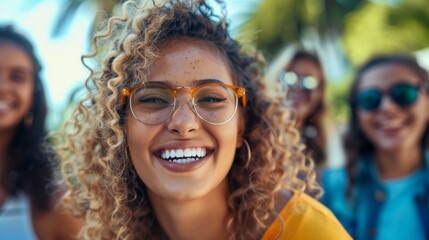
[238,0,366,58]
[51,0,119,37]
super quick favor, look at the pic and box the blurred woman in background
[322,54,429,240]
[0,25,81,239]
[266,44,330,168]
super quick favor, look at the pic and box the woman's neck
[375,146,423,180]
[149,179,230,240]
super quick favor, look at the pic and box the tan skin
[0,42,35,205]
[126,38,239,240]
[357,63,429,180]
[0,42,82,239]
[125,37,292,239]
[286,58,323,130]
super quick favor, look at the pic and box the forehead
[146,37,233,86]
[0,42,33,71]
[287,57,323,79]
[358,63,421,90]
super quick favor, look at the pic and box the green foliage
[325,71,354,123]
[50,0,119,37]
[342,0,429,66]
[239,0,366,57]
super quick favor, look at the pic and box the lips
[378,121,402,130]
[375,119,407,137]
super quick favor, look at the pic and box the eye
[132,86,174,110]
[135,94,172,110]
[197,95,226,103]
[137,96,169,104]
[194,85,235,108]
[10,71,28,83]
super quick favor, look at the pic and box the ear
[235,111,246,148]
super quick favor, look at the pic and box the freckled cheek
[125,120,155,164]
[215,124,240,152]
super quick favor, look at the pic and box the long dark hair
[0,25,54,211]
[344,54,429,196]
[289,51,327,166]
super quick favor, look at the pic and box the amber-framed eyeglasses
[120,82,246,125]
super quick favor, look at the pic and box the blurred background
[1,0,429,129]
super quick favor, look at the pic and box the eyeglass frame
[278,71,320,91]
[120,82,246,125]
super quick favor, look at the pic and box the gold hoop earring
[24,112,33,128]
[242,138,252,168]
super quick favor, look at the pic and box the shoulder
[320,167,348,205]
[262,191,352,240]
[321,167,348,189]
[31,192,82,240]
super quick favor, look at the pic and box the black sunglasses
[356,82,423,111]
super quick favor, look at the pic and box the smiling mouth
[377,119,407,130]
[158,147,208,164]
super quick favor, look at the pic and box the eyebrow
[146,78,225,87]
[11,66,34,75]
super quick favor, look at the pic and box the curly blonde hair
[57,0,322,239]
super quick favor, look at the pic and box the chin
[376,141,404,152]
[163,189,210,201]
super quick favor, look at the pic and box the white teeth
[176,149,184,158]
[159,148,207,164]
[171,158,197,164]
[381,121,402,129]
[184,149,192,157]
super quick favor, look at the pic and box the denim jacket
[322,152,429,240]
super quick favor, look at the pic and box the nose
[167,97,200,136]
[379,95,399,113]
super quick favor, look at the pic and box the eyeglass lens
[130,84,239,125]
[357,83,419,111]
[280,71,319,91]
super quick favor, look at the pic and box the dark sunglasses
[356,82,423,111]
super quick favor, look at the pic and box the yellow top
[262,191,352,240]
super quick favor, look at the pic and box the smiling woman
[56,0,351,239]
[322,54,429,240]
[0,25,81,240]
